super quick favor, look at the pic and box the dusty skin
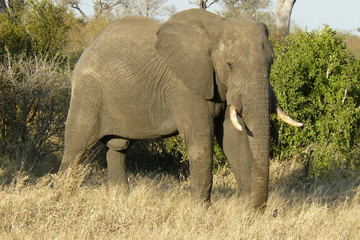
[0,161,359,239]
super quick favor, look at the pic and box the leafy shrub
[0,12,32,56]
[0,0,77,58]
[270,26,360,177]
[0,54,71,176]
[24,0,73,57]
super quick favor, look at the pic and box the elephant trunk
[227,77,271,208]
[245,82,270,208]
[227,82,303,208]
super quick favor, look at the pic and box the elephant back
[71,17,161,88]
[85,17,161,60]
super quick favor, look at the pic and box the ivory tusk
[276,107,303,127]
[229,105,243,131]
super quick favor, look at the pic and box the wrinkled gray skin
[60,9,298,208]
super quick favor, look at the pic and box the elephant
[59,9,302,208]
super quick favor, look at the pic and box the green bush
[0,0,76,58]
[0,12,32,56]
[25,0,72,57]
[270,26,360,177]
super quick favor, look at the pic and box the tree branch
[94,0,124,19]
[70,2,88,19]
[189,0,219,10]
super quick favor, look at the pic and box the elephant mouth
[229,104,303,131]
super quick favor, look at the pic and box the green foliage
[0,0,76,58]
[0,12,32,56]
[271,26,360,177]
[24,0,72,57]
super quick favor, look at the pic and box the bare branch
[60,0,88,19]
[113,0,175,20]
[189,0,219,10]
[94,0,124,19]
[207,0,218,8]
[71,2,88,19]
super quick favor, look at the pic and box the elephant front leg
[183,132,214,203]
[171,95,215,203]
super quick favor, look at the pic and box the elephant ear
[156,9,223,100]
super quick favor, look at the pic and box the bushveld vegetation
[271,27,360,177]
[0,0,359,238]
[1,0,359,177]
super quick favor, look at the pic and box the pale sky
[80,0,360,35]
[291,0,360,34]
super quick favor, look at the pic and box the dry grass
[0,161,359,239]
[345,35,360,59]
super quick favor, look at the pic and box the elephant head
[156,9,302,207]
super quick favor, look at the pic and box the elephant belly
[102,99,177,139]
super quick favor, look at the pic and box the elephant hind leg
[105,137,131,189]
[59,107,101,173]
[59,146,87,172]
[59,134,100,173]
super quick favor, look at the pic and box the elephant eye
[227,62,233,70]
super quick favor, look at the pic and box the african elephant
[59,9,302,208]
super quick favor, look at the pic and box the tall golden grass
[0,160,359,239]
